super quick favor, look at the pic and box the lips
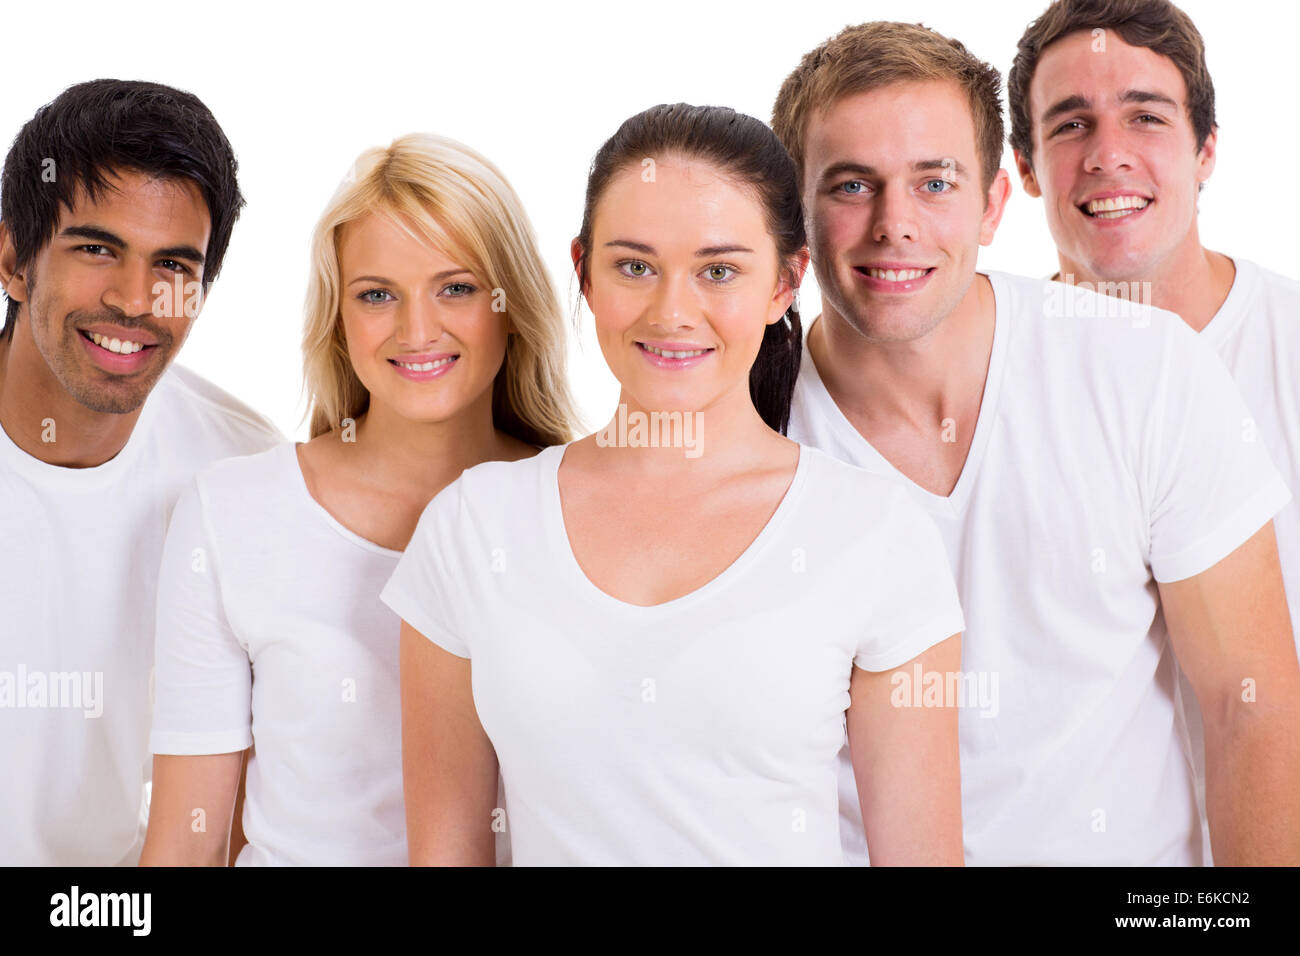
[77,328,158,373]
[1078,194,1152,219]
[635,340,715,370]
[852,264,935,292]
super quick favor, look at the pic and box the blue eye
[443,282,475,297]
[923,179,953,194]
[358,289,393,304]
[839,181,865,195]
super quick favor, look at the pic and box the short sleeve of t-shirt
[1147,318,1293,582]
[380,478,470,659]
[150,478,254,755]
[851,481,965,671]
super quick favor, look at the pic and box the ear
[1013,149,1042,198]
[569,236,590,308]
[0,222,29,305]
[979,168,1013,247]
[1195,126,1218,185]
[769,247,811,325]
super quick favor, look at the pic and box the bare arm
[400,620,499,865]
[226,748,250,866]
[1159,521,1300,864]
[139,752,244,866]
[847,633,964,866]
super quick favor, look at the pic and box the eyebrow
[603,240,755,257]
[817,159,968,186]
[58,224,205,266]
[347,269,473,286]
[1041,89,1180,125]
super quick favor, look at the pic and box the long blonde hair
[301,133,582,444]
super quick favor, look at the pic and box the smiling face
[802,80,1007,344]
[576,155,795,417]
[8,169,211,414]
[336,211,508,426]
[1017,30,1214,282]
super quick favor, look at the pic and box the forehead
[592,156,769,243]
[60,169,210,245]
[1030,30,1188,114]
[804,80,978,170]
[337,210,466,273]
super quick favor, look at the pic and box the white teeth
[394,356,455,371]
[87,332,144,354]
[642,344,710,359]
[1085,196,1149,217]
[866,268,928,281]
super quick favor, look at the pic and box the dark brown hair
[1009,0,1216,167]
[574,103,805,435]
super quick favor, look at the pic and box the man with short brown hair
[774,20,1300,866]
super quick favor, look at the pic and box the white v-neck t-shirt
[0,364,282,866]
[381,441,965,866]
[788,270,1291,866]
[149,443,409,866]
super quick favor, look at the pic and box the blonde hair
[301,133,582,444]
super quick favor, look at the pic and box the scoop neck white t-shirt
[0,364,283,866]
[381,441,965,865]
[149,442,412,866]
[788,270,1291,866]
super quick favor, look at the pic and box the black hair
[0,78,244,339]
[574,103,804,434]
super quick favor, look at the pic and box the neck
[346,386,513,497]
[1057,229,1235,333]
[809,273,996,431]
[601,378,776,475]
[0,326,145,468]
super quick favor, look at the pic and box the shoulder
[795,444,928,527]
[151,363,285,457]
[1240,259,1300,316]
[184,443,296,528]
[991,269,1202,385]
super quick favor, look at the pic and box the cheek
[812,205,862,252]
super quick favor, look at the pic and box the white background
[3,0,1294,438]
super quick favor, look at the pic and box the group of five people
[1,0,1296,867]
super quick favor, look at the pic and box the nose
[1084,119,1136,175]
[648,269,697,332]
[101,256,159,319]
[870,183,920,244]
[394,293,446,348]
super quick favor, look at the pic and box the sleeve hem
[853,607,965,672]
[380,582,471,659]
[150,727,252,756]
[1151,474,1293,583]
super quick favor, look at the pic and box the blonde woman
[140,134,580,866]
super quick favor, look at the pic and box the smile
[391,356,456,371]
[80,330,150,354]
[1080,196,1151,219]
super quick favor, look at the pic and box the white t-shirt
[0,364,282,866]
[381,441,965,866]
[1177,257,1300,865]
[150,443,410,866]
[788,271,1292,866]
[1199,258,1300,636]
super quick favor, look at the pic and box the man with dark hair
[0,79,281,865]
[1009,0,1300,863]
[773,21,1300,865]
